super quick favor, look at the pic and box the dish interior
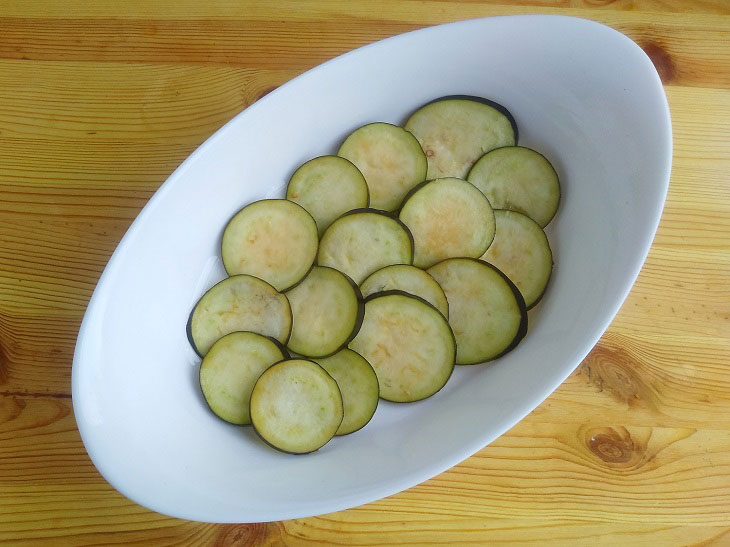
[72,15,671,523]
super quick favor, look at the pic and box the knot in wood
[216,523,272,546]
[585,426,644,467]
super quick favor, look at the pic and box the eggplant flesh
[349,291,455,403]
[250,359,344,454]
[428,258,527,365]
[317,209,414,285]
[285,266,364,358]
[404,96,517,179]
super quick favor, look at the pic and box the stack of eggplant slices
[187,96,560,454]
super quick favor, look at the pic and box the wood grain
[2,0,730,18]
[1,0,729,544]
[1,394,730,543]
[0,11,729,89]
[0,61,295,142]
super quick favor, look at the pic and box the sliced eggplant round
[315,349,379,436]
[286,155,369,236]
[481,210,553,309]
[349,291,455,403]
[250,359,343,454]
[317,209,414,285]
[404,96,517,179]
[359,264,448,318]
[337,122,427,211]
[427,258,527,365]
[285,266,364,358]
[399,177,495,269]
[189,274,292,356]
[467,146,560,227]
[199,332,288,425]
[221,199,318,291]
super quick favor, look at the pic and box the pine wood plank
[0,9,729,88]
[0,61,295,142]
[1,1,728,544]
[1,0,729,18]
[2,395,730,544]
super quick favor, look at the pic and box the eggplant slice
[286,155,369,236]
[199,332,287,425]
[221,199,318,291]
[250,359,343,454]
[285,266,364,358]
[404,96,517,179]
[399,177,495,269]
[427,258,527,365]
[481,210,553,309]
[338,122,427,211]
[467,146,560,227]
[189,274,292,356]
[349,291,455,402]
[317,209,414,285]
[315,349,379,436]
[185,94,562,453]
[359,264,449,318]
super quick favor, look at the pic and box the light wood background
[1,1,729,545]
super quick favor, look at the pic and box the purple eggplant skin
[330,268,366,356]
[186,305,198,356]
[473,258,528,361]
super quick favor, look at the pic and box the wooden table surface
[1,1,729,545]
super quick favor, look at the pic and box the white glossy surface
[72,15,671,523]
